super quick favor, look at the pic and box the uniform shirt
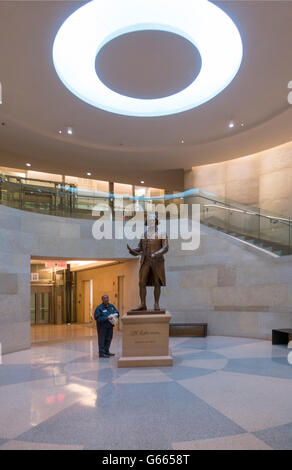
[94,303,119,327]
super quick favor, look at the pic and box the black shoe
[99,354,110,358]
[106,352,115,356]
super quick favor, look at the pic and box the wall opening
[30,257,139,345]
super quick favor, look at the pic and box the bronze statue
[127,214,168,311]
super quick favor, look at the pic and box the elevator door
[31,286,53,325]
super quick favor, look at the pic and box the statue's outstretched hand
[127,244,138,256]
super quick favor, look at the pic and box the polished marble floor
[1,332,292,450]
[31,324,96,344]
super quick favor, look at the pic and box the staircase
[205,223,290,256]
[188,189,292,257]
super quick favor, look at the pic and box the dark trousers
[97,323,113,355]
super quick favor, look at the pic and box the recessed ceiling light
[140,181,145,184]
[52,0,243,117]
[240,122,245,127]
[26,163,31,167]
[228,121,235,128]
[67,127,73,135]
[58,130,62,134]
[87,172,92,176]
[181,138,185,144]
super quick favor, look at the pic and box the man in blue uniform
[94,294,119,358]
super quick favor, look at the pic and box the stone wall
[185,140,292,216]
[162,226,292,339]
[1,204,292,354]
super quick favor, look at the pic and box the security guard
[94,294,119,358]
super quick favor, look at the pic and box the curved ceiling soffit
[1,103,291,155]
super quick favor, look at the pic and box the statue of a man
[127,214,168,311]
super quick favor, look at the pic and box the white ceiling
[0,0,291,189]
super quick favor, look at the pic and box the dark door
[30,286,53,324]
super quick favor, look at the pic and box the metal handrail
[203,204,291,226]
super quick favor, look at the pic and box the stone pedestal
[118,311,173,368]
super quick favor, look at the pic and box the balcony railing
[0,174,291,255]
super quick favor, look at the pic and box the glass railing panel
[0,180,22,209]
[22,187,57,215]
[200,200,228,230]
[213,190,289,223]
[197,189,227,207]
[199,200,261,239]
[260,217,289,247]
[258,207,290,248]
[227,209,260,239]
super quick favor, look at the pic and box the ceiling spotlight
[181,138,185,144]
[26,163,31,167]
[67,127,73,135]
[140,181,145,184]
[240,122,245,127]
[87,172,92,176]
[58,130,62,134]
[228,121,235,128]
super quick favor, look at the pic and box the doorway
[117,275,125,322]
[30,286,53,325]
[83,279,93,323]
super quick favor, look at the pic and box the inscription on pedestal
[124,321,169,356]
[130,328,161,345]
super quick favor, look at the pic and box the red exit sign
[45,261,67,269]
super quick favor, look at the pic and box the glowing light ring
[53,0,243,117]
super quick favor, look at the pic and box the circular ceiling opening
[96,30,202,100]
